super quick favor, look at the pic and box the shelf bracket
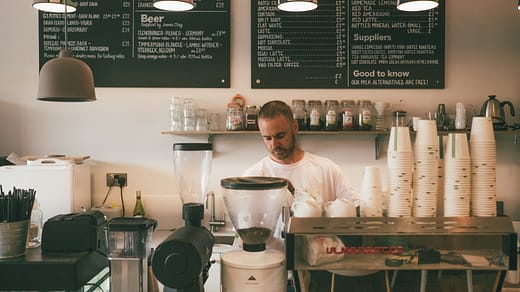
[375,134,386,160]
[208,134,214,144]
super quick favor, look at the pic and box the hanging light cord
[63,3,68,50]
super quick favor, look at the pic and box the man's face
[258,114,298,163]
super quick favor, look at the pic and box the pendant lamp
[35,2,96,102]
[518,0,520,10]
[32,0,77,13]
[153,0,195,11]
[397,0,439,12]
[278,0,318,12]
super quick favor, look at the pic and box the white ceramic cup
[324,198,356,217]
[292,199,322,217]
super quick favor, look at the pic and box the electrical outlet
[106,173,128,187]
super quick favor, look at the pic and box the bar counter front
[285,216,518,292]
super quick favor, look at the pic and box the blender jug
[173,143,213,204]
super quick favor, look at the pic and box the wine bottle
[133,190,145,218]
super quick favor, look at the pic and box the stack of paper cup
[444,133,471,217]
[387,127,413,217]
[412,120,439,217]
[437,135,445,217]
[470,117,497,217]
[360,166,383,217]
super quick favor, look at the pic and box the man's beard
[270,133,296,161]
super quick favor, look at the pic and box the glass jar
[357,100,373,131]
[169,96,183,131]
[307,100,322,131]
[245,105,259,131]
[183,98,196,131]
[393,110,407,127]
[291,99,307,131]
[324,100,339,131]
[340,100,355,131]
[226,102,244,131]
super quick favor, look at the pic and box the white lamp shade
[397,0,439,12]
[153,0,195,11]
[37,50,96,102]
[278,0,318,12]
[32,0,77,13]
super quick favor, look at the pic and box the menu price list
[251,0,444,89]
[39,0,230,88]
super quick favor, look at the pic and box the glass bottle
[27,200,43,248]
[291,99,307,131]
[308,100,322,131]
[341,100,355,131]
[324,100,339,131]
[357,100,373,131]
[133,190,145,218]
[245,105,259,131]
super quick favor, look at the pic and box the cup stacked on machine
[443,133,471,217]
[412,120,439,217]
[387,127,413,217]
[469,117,497,217]
[360,166,383,217]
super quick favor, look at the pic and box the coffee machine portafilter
[151,203,215,292]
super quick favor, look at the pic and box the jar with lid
[245,105,259,131]
[291,99,307,131]
[324,100,339,131]
[392,110,407,127]
[357,100,373,131]
[307,100,323,131]
[226,102,244,131]
[340,100,355,131]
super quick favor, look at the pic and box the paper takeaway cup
[415,120,438,146]
[446,133,470,159]
[470,117,495,142]
[388,126,412,152]
[361,166,382,188]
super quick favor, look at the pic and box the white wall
[0,0,519,224]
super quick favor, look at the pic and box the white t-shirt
[242,152,359,251]
[242,152,359,206]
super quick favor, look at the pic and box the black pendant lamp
[32,0,77,13]
[153,0,195,11]
[278,0,318,12]
[397,0,439,12]
[34,0,96,102]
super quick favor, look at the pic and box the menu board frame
[251,0,445,89]
[38,0,231,88]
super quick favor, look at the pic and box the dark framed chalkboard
[39,0,230,88]
[252,0,444,89]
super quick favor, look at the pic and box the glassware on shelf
[373,101,391,131]
[183,98,196,131]
[169,96,184,131]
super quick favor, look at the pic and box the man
[242,100,359,206]
[243,101,387,292]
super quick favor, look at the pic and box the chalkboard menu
[39,0,230,88]
[252,0,444,89]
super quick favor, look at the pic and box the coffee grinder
[220,177,291,292]
[151,143,215,292]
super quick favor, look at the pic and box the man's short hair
[258,100,294,122]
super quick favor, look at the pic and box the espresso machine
[151,143,215,292]
[220,177,291,292]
